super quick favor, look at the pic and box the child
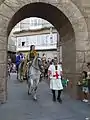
[82,71,89,103]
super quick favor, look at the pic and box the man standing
[48,57,63,103]
[16,53,21,72]
[87,63,90,100]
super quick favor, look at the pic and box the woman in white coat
[48,57,63,103]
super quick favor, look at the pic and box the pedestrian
[44,61,48,77]
[87,63,90,100]
[48,57,63,103]
[16,52,20,73]
[23,45,38,80]
[42,53,46,66]
[81,71,89,102]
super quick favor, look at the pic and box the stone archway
[0,0,88,103]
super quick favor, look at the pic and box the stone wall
[70,0,90,69]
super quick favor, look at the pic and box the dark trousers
[52,90,62,100]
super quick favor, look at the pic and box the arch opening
[7,2,76,98]
[7,2,74,38]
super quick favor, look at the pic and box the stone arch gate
[0,0,89,103]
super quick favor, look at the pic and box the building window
[34,19,37,26]
[31,19,33,26]
[22,42,25,46]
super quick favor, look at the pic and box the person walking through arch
[48,57,63,103]
[23,45,38,80]
[87,62,90,101]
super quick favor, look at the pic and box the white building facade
[13,17,62,59]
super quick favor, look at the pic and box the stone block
[76,51,85,63]
[82,7,90,17]
[4,0,21,12]
[64,73,80,99]
[0,14,9,27]
[0,51,7,64]
[76,62,84,72]
[85,17,90,32]
[85,51,90,63]
[0,3,15,18]
[73,17,87,32]
[0,36,7,43]
[0,78,6,91]
[4,0,31,12]
[76,40,90,51]
[62,39,76,73]
[0,43,7,50]
[0,0,5,5]
[0,27,7,37]
[57,1,83,22]
[0,91,7,104]
[57,2,74,18]
[81,0,90,7]
[75,32,88,41]
[39,0,59,7]
[0,15,9,37]
[0,64,7,78]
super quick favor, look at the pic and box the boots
[52,90,62,103]
[57,90,62,103]
[52,90,56,102]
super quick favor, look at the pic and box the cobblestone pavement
[0,73,90,120]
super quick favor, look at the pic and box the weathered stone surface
[0,42,7,50]
[76,51,85,63]
[4,0,30,12]
[75,32,88,41]
[0,3,15,18]
[0,14,9,28]
[73,17,88,32]
[85,51,90,63]
[0,36,7,43]
[38,0,58,5]
[0,16,10,37]
[57,1,78,18]
[62,38,76,74]
[85,17,90,32]
[81,0,90,7]
[0,78,6,91]
[0,51,7,64]
[0,0,5,5]
[0,64,7,78]
[76,62,83,72]
[0,27,7,37]
[76,40,90,51]
[0,91,7,103]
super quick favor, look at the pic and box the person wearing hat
[48,57,63,103]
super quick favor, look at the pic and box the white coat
[48,64,63,90]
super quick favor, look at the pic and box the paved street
[0,73,90,120]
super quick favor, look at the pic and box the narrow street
[0,73,90,120]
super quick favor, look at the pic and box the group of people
[78,63,90,103]
[16,45,37,80]
[15,45,64,103]
[7,56,16,77]
[8,44,90,103]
